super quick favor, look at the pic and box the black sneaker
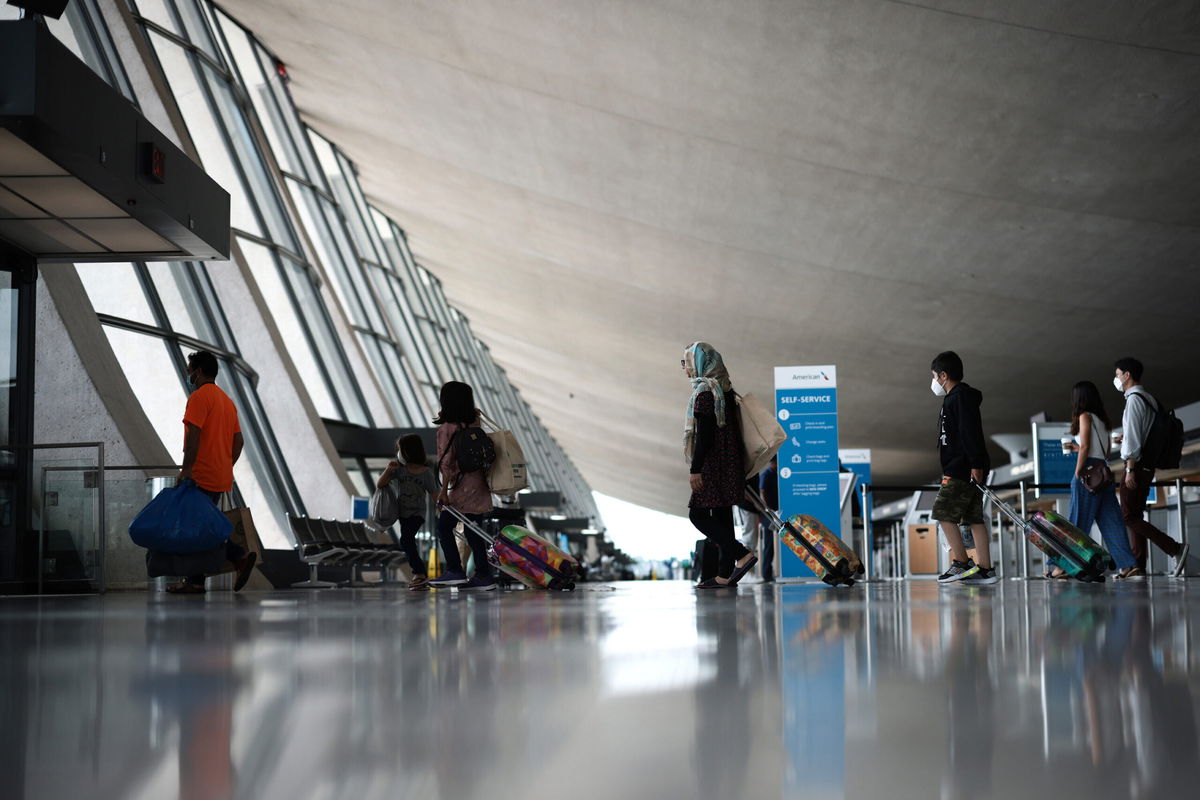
[461,575,497,592]
[233,552,257,592]
[938,560,979,583]
[962,566,999,585]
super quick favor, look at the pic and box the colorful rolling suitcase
[445,506,579,591]
[744,489,863,586]
[976,483,1115,582]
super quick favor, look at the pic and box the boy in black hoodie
[930,351,999,584]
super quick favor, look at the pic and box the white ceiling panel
[220,0,1200,512]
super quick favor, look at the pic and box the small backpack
[448,426,496,475]
[1134,393,1185,470]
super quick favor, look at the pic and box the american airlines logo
[775,365,837,389]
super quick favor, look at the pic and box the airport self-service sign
[775,365,840,579]
[1032,422,1074,498]
[839,448,871,488]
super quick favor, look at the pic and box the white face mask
[931,377,947,397]
[396,450,405,464]
[1113,376,1125,392]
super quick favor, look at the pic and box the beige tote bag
[480,412,530,495]
[737,392,786,478]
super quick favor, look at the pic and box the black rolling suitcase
[693,539,719,582]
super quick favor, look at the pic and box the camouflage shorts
[931,476,985,525]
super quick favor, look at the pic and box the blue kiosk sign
[775,365,840,579]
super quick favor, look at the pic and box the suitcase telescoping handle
[743,487,842,580]
[441,504,497,545]
[974,481,1025,528]
[973,481,1093,576]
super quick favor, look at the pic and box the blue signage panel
[840,448,872,489]
[775,365,840,579]
[1032,422,1074,497]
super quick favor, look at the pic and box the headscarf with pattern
[683,341,733,461]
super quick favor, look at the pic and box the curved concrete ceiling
[221,0,1200,513]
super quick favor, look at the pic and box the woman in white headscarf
[683,342,757,588]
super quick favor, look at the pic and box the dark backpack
[448,426,495,475]
[1133,393,1185,470]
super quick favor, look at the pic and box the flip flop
[728,554,759,585]
[695,578,736,590]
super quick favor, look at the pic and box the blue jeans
[1068,461,1136,570]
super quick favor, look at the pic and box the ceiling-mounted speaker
[5,1,71,19]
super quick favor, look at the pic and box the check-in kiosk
[903,489,941,577]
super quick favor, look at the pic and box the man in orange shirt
[167,350,257,594]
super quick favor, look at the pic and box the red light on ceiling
[276,60,289,81]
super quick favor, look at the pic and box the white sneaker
[1171,543,1190,577]
[962,566,1000,585]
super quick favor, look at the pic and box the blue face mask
[186,371,200,392]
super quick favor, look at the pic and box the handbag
[480,411,529,495]
[128,479,233,553]
[736,392,786,479]
[1080,417,1114,493]
[368,483,400,530]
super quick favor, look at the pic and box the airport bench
[286,514,408,588]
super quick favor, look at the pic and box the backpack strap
[1131,391,1159,417]
[438,424,464,492]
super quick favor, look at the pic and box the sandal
[166,581,205,594]
[695,578,736,590]
[1115,566,1146,582]
[728,554,759,585]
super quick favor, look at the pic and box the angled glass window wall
[128,0,372,427]
[119,0,600,523]
[206,7,432,427]
[77,259,303,548]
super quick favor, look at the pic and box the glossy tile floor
[2,578,1198,800]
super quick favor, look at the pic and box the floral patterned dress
[688,389,744,508]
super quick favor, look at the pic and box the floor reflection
[0,579,1197,799]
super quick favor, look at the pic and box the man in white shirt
[1114,357,1188,577]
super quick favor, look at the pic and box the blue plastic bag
[128,480,233,553]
